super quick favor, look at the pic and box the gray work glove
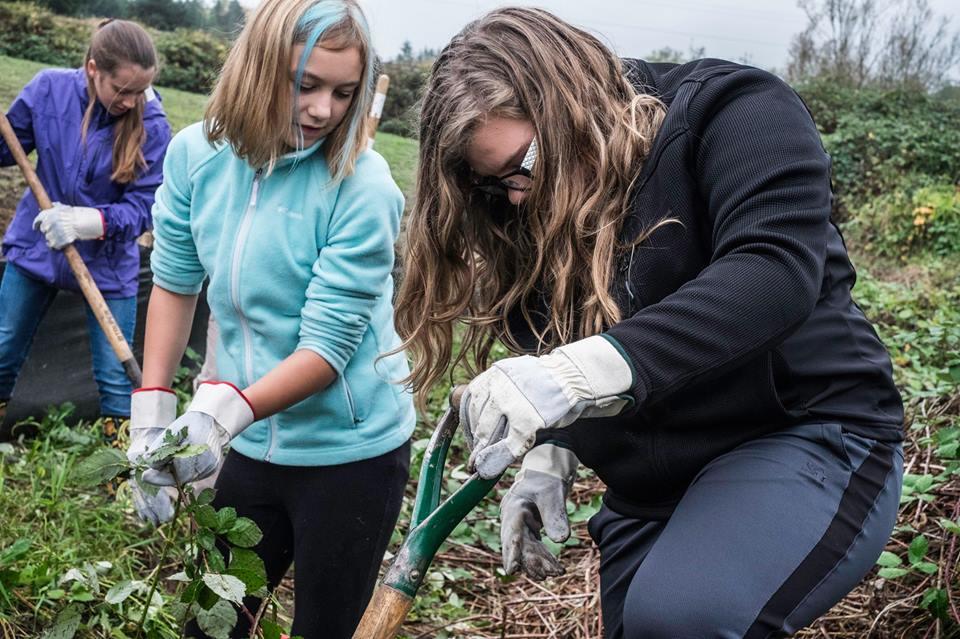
[141,382,254,486]
[126,388,177,525]
[500,443,579,581]
[461,335,633,479]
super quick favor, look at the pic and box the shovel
[352,386,502,638]
[0,111,143,387]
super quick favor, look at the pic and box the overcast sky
[347,0,960,75]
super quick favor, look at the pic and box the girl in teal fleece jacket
[125,0,415,636]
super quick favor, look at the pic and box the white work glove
[461,335,633,478]
[33,202,104,249]
[126,387,177,525]
[141,382,255,487]
[500,443,578,581]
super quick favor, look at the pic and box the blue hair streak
[292,0,372,177]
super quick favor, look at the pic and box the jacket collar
[274,137,325,168]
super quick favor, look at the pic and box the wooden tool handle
[352,584,413,639]
[366,74,390,146]
[0,112,143,387]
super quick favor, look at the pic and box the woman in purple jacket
[0,19,171,429]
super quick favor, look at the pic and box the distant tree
[40,0,120,17]
[416,46,437,62]
[397,40,414,63]
[788,0,960,90]
[644,45,707,64]
[129,0,205,30]
[378,41,434,138]
[209,0,245,36]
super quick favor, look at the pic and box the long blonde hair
[204,0,373,180]
[394,7,670,410]
[81,19,158,185]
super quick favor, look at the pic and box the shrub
[153,28,227,94]
[845,176,960,259]
[0,2,90,68]
[0,2,227,95]
[797,79,960,218]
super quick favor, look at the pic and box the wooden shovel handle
[0,111,142,387]
[352,584,413,639]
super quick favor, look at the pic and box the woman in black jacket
[394,6,905,638]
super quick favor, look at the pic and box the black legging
[185,441,410,639]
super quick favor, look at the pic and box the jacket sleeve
[150,128,206,295]
[605,68,832,411]
[296,152,404,373]
[0,72,42,166]
[96,117,173,241]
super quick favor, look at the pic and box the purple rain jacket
[0,68,172,298]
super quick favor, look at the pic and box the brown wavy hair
[394,7,671,410]
[203,0,373,180]
[81,19,158,185]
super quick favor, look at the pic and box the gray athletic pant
[588,422,903,638]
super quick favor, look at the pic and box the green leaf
[260,619,284,639]
[175,444,210,458]
[878,567,910,579]
[196,599,237,639]
[194,505,218,529]
[105,580,136,605]
[197,584,220,611]
[227,549,266,594]
[207,548,226,574]
[0,443,15,455]
[226,518,262,548]
[908,535,929,564]
[0,539,31,567]
[915,561,939,574]
[939,518,960,535]
[216,507,237,532]
[948,363,960,383]
[197,529,217,552]
[196,488,217,506]
[41,603,82,639]
[875,551,902,568]
[73,448,127,486]
[922,587,950,620]
[69,591,94,603]
[180,580,202,604]
[201,573,246,605]
[143,441,183,466]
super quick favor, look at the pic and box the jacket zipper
[343,378,359,424]
[230,169,275,459]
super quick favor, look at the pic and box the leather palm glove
[33,203,104,249]
[461,335,633,478]
[127,387,177,525]
[500,443,579,581]
[141,382,255,487]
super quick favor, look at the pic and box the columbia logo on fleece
[277,206,304,220]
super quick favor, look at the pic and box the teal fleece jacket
[151,122,415,465]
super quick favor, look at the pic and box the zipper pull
[250,168,263,207]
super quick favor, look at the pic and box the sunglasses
[469,138,538,199]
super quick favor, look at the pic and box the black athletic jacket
[513,59,904,519]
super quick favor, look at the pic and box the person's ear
[85,58,98,80]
